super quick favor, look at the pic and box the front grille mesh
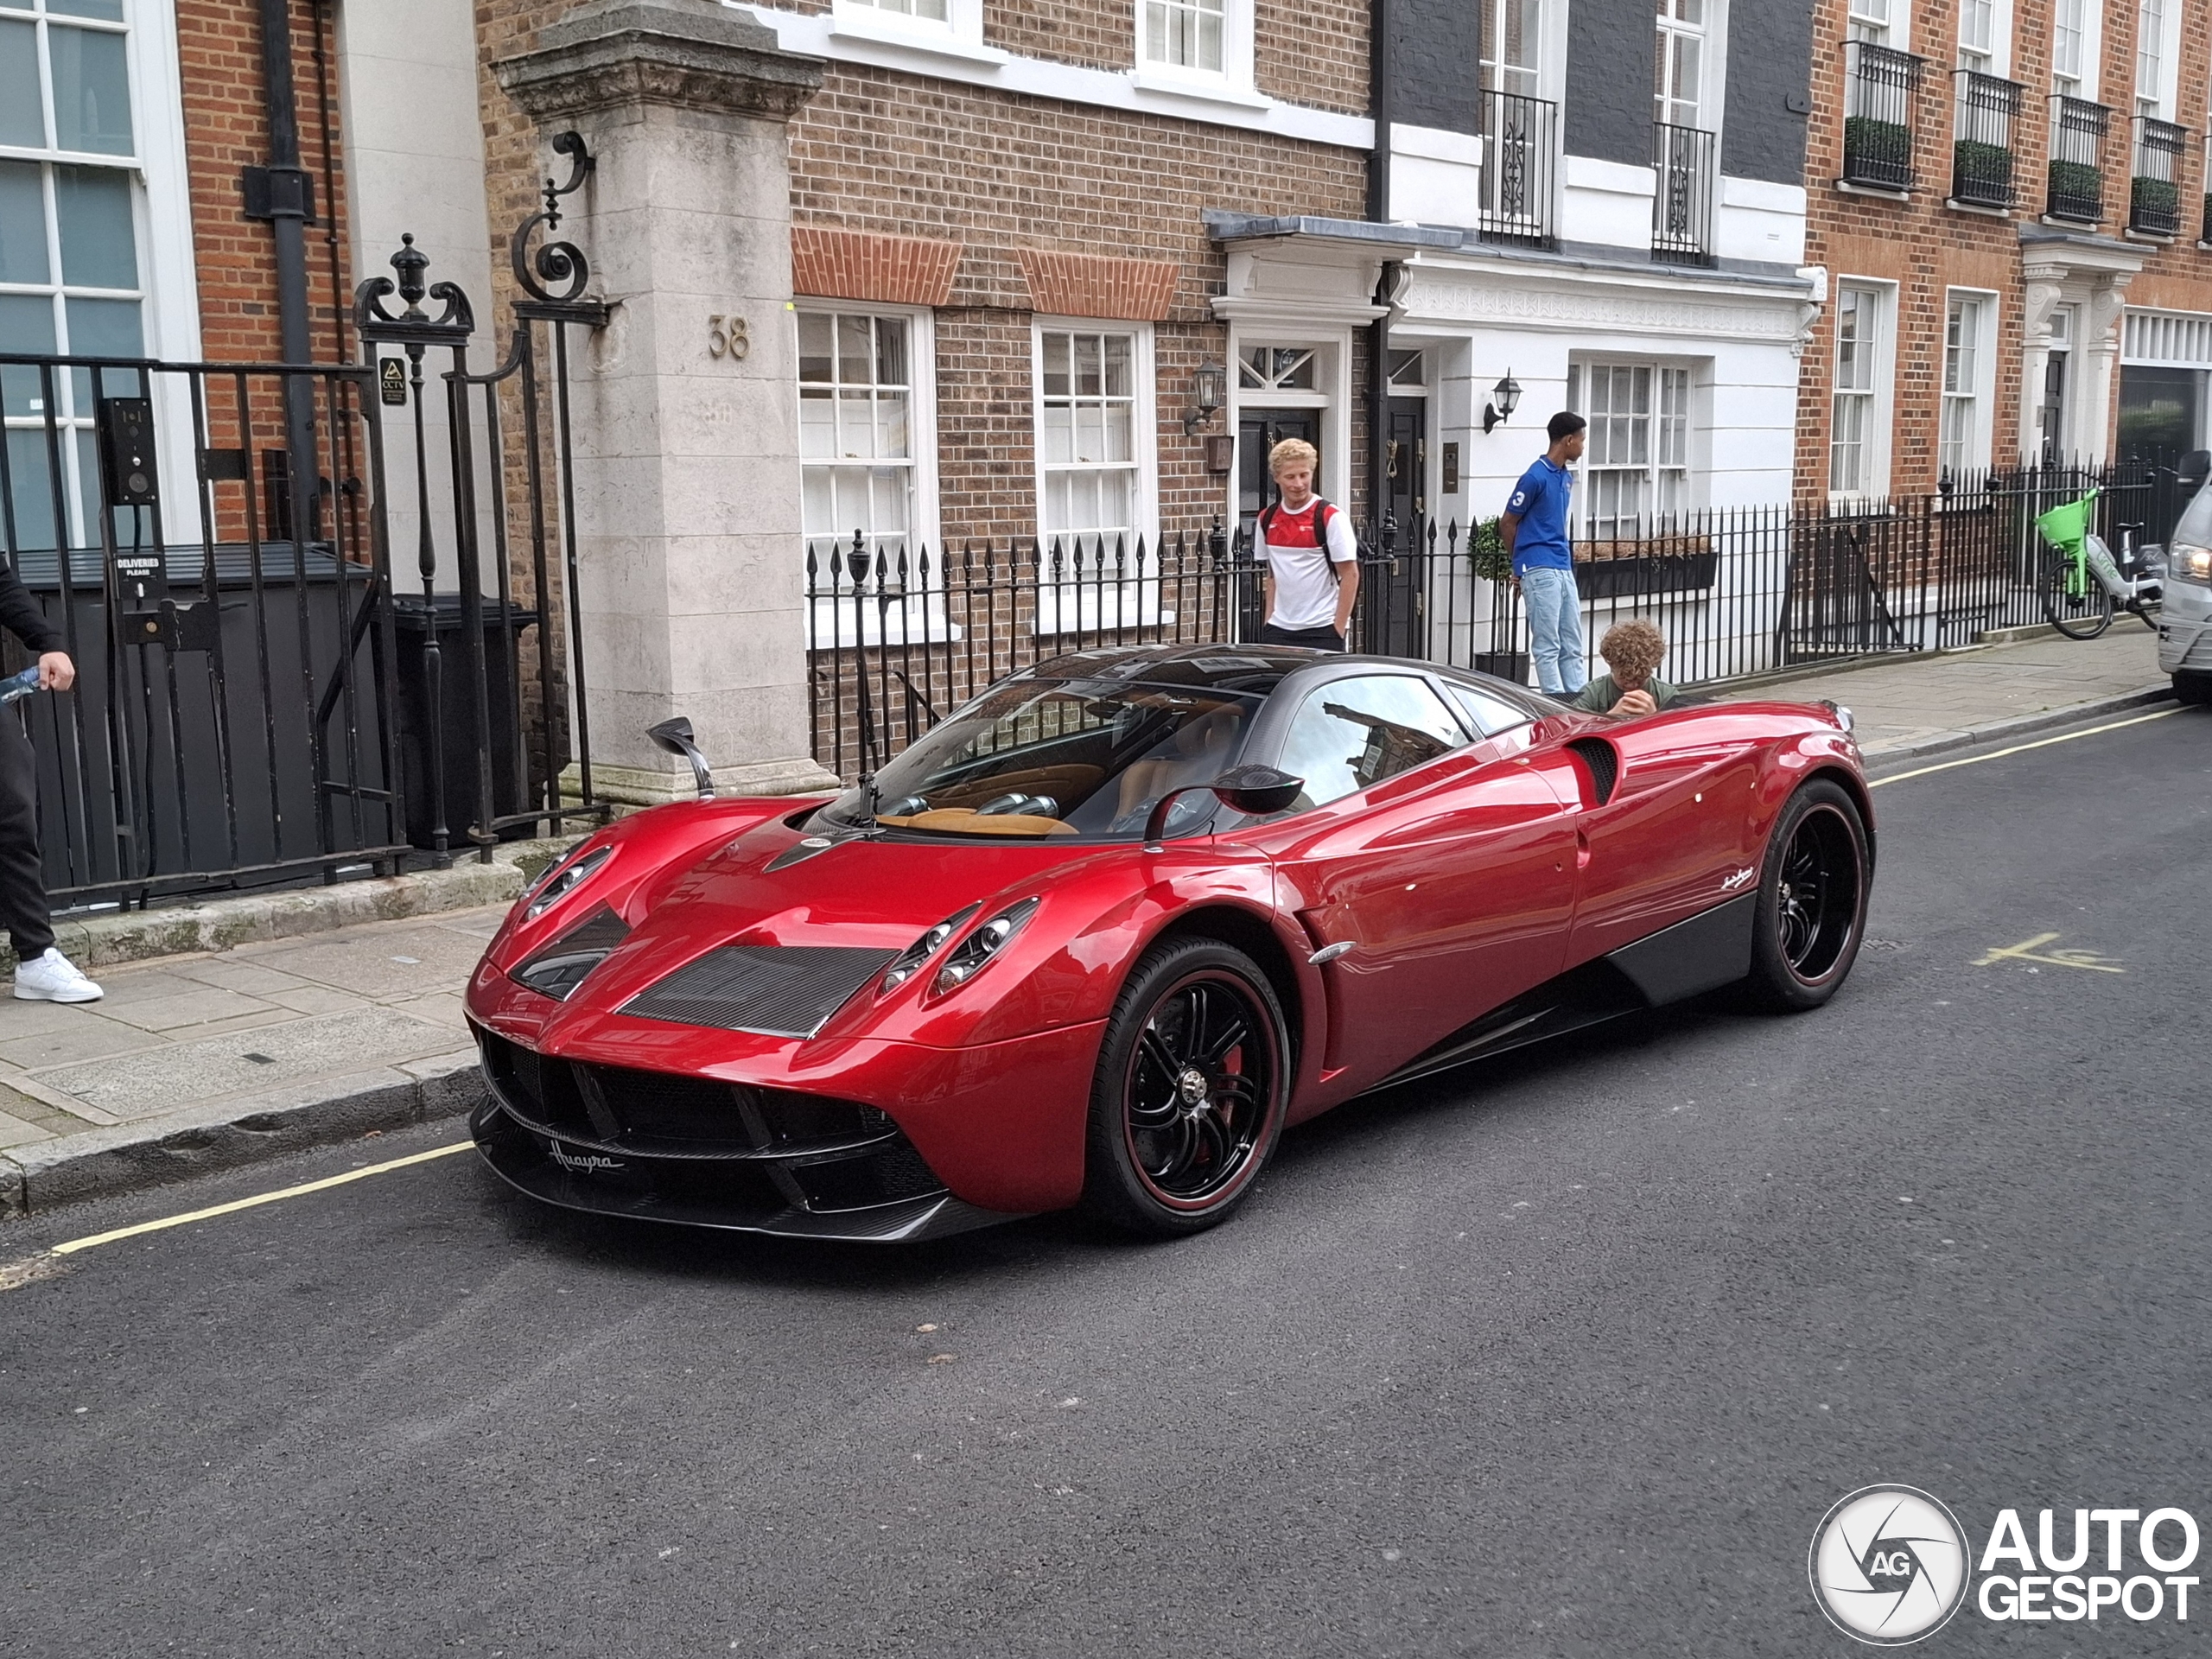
[620,944,898,1038]
[476,1032,938,1214]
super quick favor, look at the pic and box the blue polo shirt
[1505,456,1573,576]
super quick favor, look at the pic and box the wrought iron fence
[1478,90,1559,248]
[2048,94,2108,223]
[2131,115,2188,235]
[1950,70,2020,208]
[1651,123,1716,264]
[804,461,2191,779]
[0,133,610,908]
[1841,41,1924,190]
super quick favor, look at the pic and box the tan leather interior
[876,809,1078,837]
[920,764,1104,811]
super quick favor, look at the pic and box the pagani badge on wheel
[465,645,1872,1241]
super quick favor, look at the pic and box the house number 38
[707,315,750,359]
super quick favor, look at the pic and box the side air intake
[1567,738,1620,806]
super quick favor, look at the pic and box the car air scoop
[620,944,900,1039]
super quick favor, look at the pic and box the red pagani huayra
[465,645,1872,1242]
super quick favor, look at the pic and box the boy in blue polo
[1499,411,1588,696]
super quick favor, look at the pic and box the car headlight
[931,897,1040,997]
[523,845,612,920]
[2172,543,2212,584]
[878,904,980,995]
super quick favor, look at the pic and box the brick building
[1796,0,2212,502]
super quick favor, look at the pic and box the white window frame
[1567,359,1699,540]
[829,0,992,61]
[1131,0,1255,97]
[1654,0,1709,129]
[2135,0,2178,118]
[1828,279,1896,501]
[798,302,944,648]
[1031,316,1158,635]
[1846,0,1907,50]
[1939,288,1999,479]
[2051,0,2096,95]
[0,0,199,545]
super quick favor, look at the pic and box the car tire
[1742,779,1869,1014]
[1080,937,1291,1238]
[2175,672,2212,707]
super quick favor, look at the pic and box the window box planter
[1844,116,1913,188]
[1951,138,2014,207]
[2131,174,2180,234]
[1572,544,1719,600]
[2046,158,2101,219]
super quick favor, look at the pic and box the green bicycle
[2035,490,2163,641]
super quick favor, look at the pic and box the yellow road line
[48,1141,473,1257]
[1871,707,2183,787]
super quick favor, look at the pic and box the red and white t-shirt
[1261,500,1359,632]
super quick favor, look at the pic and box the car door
[1258,673,1581,1095]
[1563,710,1765,965]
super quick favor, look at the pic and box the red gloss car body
[465,646,1872,1240]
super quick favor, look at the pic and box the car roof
[1013,643,1560,717]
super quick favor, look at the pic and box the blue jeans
[1521,565,1586,696]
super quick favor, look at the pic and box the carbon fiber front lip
[469,1099,1020,1242]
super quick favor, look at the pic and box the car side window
[1274,675,1467,810]
[1443,681,1534,740]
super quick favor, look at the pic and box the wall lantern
[1184,359,1227,435]
[1482,370,1522,435]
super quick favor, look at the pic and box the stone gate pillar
[494,0,839,802]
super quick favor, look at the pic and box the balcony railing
[1651,122,1716,264]
[1841,41,1924,190]
[1478,89,1559,248]
[2131,115,2188,235]
[1949,70,2019,207]
[2204,137,2212,243]
[2046,94,2108,223]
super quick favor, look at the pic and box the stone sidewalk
[1721,624,2164,756]
[0,626,2174,1219]
[0,906,501,1214]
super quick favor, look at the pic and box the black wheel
[1081,938,1290,1237]
[1744,779,1869,1013]
[2041,548,2113,639]
[2177,672,2212,707]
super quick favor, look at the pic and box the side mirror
[646,715,716,801]
[1141,765,1305,849]
[2182,450,2211,488]
[1207,764,1305,816]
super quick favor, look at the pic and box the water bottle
[0,666,42,705]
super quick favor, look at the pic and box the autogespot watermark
[1808,1485,2202,1645]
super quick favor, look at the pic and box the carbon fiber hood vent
[620,944,899,1039]
[512,905,631,1001]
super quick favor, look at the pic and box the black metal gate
[0,133,611,909]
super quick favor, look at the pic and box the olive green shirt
[1573,673,1678,715]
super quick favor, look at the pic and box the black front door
[1238,409,1321,641]
[1364,396,1427,658]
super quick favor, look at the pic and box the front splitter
[470,1101,1022,1243]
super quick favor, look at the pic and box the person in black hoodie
[0,565,99,1001]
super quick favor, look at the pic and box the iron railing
[1478,90,1559,247]
[1651,123,1717,264]
[1841,41,1924,190]
[2131,115,2188,235]
[0,134,611,909]
[1950,70,2020,207]
[802,461,2194,778]
[2047,95,2108,222]
[2204,135,2212,242]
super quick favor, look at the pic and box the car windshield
[810,679,1261,841]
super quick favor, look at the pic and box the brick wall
[786,63,1366,539]
[178,0,353,366]
[1797,0,2212,501]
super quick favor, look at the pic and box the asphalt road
[5,706,2210,1659]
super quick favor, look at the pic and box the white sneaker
[15,948,103,1003]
